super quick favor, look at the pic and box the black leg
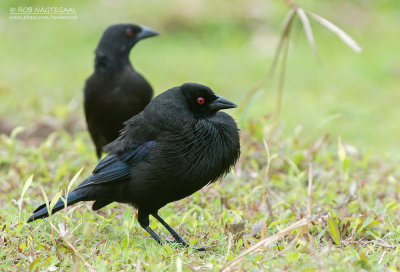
[138,210,163,245]
[152,213,206,251]
[152,213,187,245]
[143,226,163,244]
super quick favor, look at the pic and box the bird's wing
[75,141,156,189]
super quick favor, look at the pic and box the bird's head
[180,83,237,118]
[96,24,159,56]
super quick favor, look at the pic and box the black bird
[84,23,158,158]
[28,83,240,250]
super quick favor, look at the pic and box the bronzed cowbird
[84,23,158,158]
[28,83,240,250]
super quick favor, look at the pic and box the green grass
[1,0,400,271]
[1,120,400,271]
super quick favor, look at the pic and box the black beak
[137,26,159,40]
[209,95,237,111]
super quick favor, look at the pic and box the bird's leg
[152,213,206,251]
[138,210,205,251]
[137,211,163,245]
[151,213,187,245]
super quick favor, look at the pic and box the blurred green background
[0,0,399,155]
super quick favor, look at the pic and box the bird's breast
[162,115,240,188]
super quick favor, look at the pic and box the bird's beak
[137,26,159,40]
[209,95,237,111]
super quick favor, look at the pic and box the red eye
[125,28,134,37]
[197,97,205,105]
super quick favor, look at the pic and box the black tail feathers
[27,191,84,222]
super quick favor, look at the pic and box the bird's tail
[27,191,84,222]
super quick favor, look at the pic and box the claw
[163,240,206,251]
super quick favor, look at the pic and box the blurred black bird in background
[84,24,158,158]
[28,83,241,250]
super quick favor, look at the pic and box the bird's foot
[194,246,206,252]
[164,239,189,248]
[164,240,206,251]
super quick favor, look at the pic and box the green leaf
[10,126,25,140]
[357,219,381,234]
[36,256,53,271]
[316,229,326,242]
[49,190,62,214]
[64,167,84,210]
[19,174,33,221]
[40,186,50,216]
[286,251,299,264]
[384,201,400,212]
[327,207,338,223]
[67,167,84,194]
[29,256,42,272]
[328,216,341,245]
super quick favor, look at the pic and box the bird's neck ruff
[94,51,132,75]
[166,115,240,186]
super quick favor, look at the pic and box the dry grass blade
[48,221,96,272]
[238,7,296,111]
[307,11,362,53]
[296,7,320,62]
[262,139,277,180]
[222,156,315,271]
[221,218,309,271]
[268,7,297,78]
[263,229,303,261]
[274,27,290,119]
[378,250,387,264]
[266,197,275,222]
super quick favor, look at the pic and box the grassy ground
[1,0,400,271]
[1,121,400,271]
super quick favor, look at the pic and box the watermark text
[9,6,78,21]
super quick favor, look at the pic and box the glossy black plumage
[84,23,158,158]
[28,83,240,250]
